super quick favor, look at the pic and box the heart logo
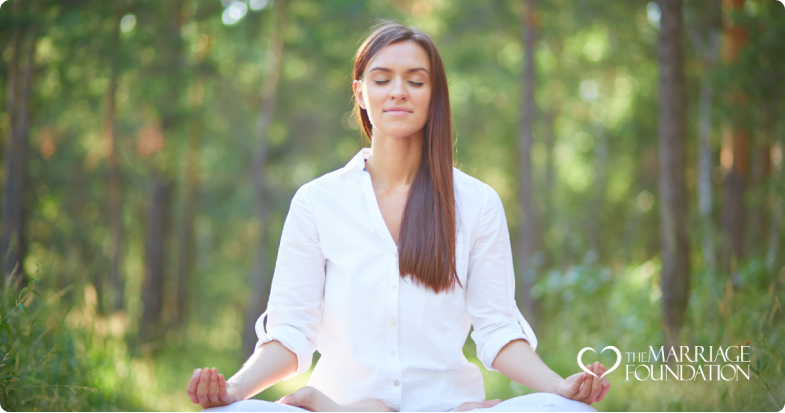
[577,346,621,379]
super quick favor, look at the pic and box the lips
[383,107,412,115]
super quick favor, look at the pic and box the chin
[375,125,426,139]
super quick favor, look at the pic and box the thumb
[279,393,299,406]
[477,399,502,409]
[279,387,314,408]
[562,372,587,398]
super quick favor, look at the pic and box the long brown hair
[352,22,460,294]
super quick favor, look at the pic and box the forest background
[0,0,783,411]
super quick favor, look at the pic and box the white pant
[202,393,597,412]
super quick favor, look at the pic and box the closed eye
[373,80,425,86]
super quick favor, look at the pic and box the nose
[389,78,407,101]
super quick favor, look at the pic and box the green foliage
[0,275,141,411]
[516,256,784,411]
[0,0,783,411]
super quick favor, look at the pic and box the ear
[352,79,366,110]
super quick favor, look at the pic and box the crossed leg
[202,399,310,412]
[466,392,597,412]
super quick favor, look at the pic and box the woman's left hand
[277,386,390,412]
[277,386,340,412]
[553,362,610,405]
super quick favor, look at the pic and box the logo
[0,0,9,10]
[579,344,753,381]
[779,0,785,8]
[578,346,621,378]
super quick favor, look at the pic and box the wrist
[543,376,563,394]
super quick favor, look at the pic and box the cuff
[255,302,314,381]
[479,304,538,372]
[255,324,315,380]
[479,328,533,372]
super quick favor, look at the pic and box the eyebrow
[369,67,429,75]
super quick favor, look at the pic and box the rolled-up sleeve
[255,184,325,380]
[466,184,538,372]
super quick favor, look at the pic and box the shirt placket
[360,154,404,411]
[387,249,402,411]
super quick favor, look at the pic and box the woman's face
[353,40,432,140]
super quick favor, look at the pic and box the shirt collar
[346,147,372,172]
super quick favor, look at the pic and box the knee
[202,400,297,413]
[540,393,597,412]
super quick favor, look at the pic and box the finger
[196,368,210,406]
[218,374,229,403]
[209,368,220,405]
[588,363,602,403]
[576,366,594,403]
[279,394,295,406]
[187,369,200,404]
[205,368,216,406]
[597,366,611,402]
[478,399,502,408]
[565,373,587,398]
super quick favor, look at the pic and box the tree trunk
[543,107,556,268]
[768,104,783,272]
[515,0,539,329]
[748,140,771,256]
[140,176,173,344]
[589,126,608,262]
[720,0,749,269]
[106,13,124,312]
[2,12,35,288]
[176,80,204,327]
[657,0,691,357]
[695,28,720,272]
[242,0,288,358]
[140,0,186,341]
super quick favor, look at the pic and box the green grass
[1,257,782,411]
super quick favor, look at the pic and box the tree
[139,0,187,344]
[689,0,722,272]
[2,0,36,289]
[241,0,289,358]
[140,176,173,344]
[657,0,691,355]
[719,0,748,267]
[105,9,124,312]
[515,0,539,328]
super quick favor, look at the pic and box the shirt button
[390,351,396,357]
[391,284,396,291]
[390,319,397,326]
[394,380,400,386]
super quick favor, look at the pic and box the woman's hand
[453,398,502,411]
[277,386,389,412]
[187,367,241,409]
[553,362,610,405]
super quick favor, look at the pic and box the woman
[186,23,611,412]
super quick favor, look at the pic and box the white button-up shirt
[256,148,537,412]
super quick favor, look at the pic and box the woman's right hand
[187,367,241,409]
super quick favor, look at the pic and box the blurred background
[0,0,783,411]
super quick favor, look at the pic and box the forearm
[491,339,562,394]
[228,340,298,400]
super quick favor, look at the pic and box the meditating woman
[186,22,611,412]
